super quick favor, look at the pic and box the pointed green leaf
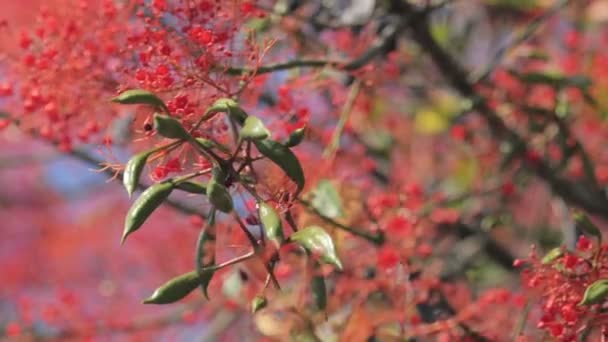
[291,225,342,270]
[143,270,212,304]
[122,181,173,243]
[206,179,233,213]
[541,247,563,265]
[240,115,270,140]
[112,89,168,113]
[311,180,343,219]
[206,98,248,124]
[123,150,153,198]
[579,279,608,306]
[258,201,284,248]
[284,126,306,147]
[175,181,207,194]
[254,139,305,194]
[153,113,190,140]
[251,295,267,313]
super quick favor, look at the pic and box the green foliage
[579,279,608,306]
[122,182,174,243]
[254,139,305,194]
[143,270,209,304]
[258,201,284,248]
[291,225,343,270]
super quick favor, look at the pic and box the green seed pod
[175,181,207,194]
[123,150,153,198]
[153,113,190,140]
[206,179,233,213]
[143,270,209,304]
[240,115,270,140]
[284,126,306,147]
[311,274,327,311]
[254,139,305,194]
[122,181,174,243]
[111,89,169,113]
[579,279,608,306]
[206,98,248,125]
[251,295,268,313]
[258,201,284,248]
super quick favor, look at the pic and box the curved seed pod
[206,179,233,213]
[251,295,268,313]
[311,275,326,311]
[122,181,174,243]
[258,201,284,248]
[112,89,169,113]
[254,139,305,194]
[142,270,201,304]
[123,150,153,198]
[240,115,270,140]
[291,225,343,270]
[284,126,306,147]
[175,181,207,194]
[205,98,248,124]
[153,113,190,140]
[196,210,217,299]
[580,279,608,306]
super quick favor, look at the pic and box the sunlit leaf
[258,201,284,248]
[291,225,342,270]
[240,115,270,140]
[311,180,343,219]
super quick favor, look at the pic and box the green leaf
[311,272,326,311]
[258,201,284,248]
[311,180,343,219]
[143,270,211,304]
[573,211,602,243]
[153,113,190,140]
[206,179,233,213]
[122,181,174,243]
[175,181,207,194]
[254,139,305,194]
[251,295,267,313]
[123,150,153,198]
[291,225,342,270]
[284,126,306,147]
[541,247,563,265]
[579,279,608,306]
[112,89,168,113]
[206,98,248,124]
[240,115,270,140]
